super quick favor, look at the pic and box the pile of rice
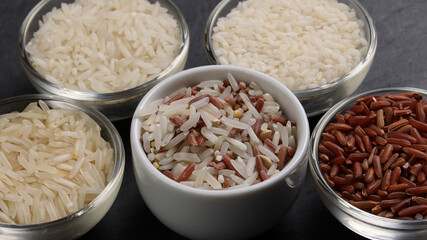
[0,101,114,224]
[136,73,297,190]
[211,0,368,91]
[25,0,181,93]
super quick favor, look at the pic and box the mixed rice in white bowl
[130,65,310,240]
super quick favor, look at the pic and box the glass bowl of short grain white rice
[204,0,377,117]
[18,0,190,121]
[130,65,310,239]
[0,94,125,240]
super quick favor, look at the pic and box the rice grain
[138,73,298,190]
[26,0,181,93]
[0,101,114,224]
[211,0,368,91]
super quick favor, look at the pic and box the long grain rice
[137,73,298,190]
[26,0,181,93]
[0,101,114,224]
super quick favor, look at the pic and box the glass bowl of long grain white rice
[204,0,377,117]
[0,94,125,240]
[18,0,189,121]
[130,65,310,239]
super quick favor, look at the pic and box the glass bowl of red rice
[309,87,427,240]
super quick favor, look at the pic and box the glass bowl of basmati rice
[18,0,190,121]
[309,87,427,240]
[204,0,377,117]
[0,94,125,240]
[130,65,310,239]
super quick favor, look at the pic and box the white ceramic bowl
[130,65,310,240]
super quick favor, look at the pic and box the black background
[1,1,426,239]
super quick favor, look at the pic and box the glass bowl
[204,0,377,117]
[309,87,427,240]
[18,0,190,121]
[0,94,125,240]
[130,65,310,239]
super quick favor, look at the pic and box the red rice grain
[318,91,427,219]
[138,74,298,190]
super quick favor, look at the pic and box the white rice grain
[205,172,222,190]
[212,0,367,91]
[246,157,256,176]
[220,116,249,129]
[180,112,201,132]
[26,0,181,93]
[0,101,114,224]
[201,127,218,144]
[227,73,239,91]
[231,159,249,179]
[239,92,260,119]
[138,74,298,191]
[243,171,258,185]
[258,145,279,162]
[173,152,201,163]
[226,137,247,151]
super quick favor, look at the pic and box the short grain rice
[212,0,368,91]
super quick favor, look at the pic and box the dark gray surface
[0,0,426,239]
